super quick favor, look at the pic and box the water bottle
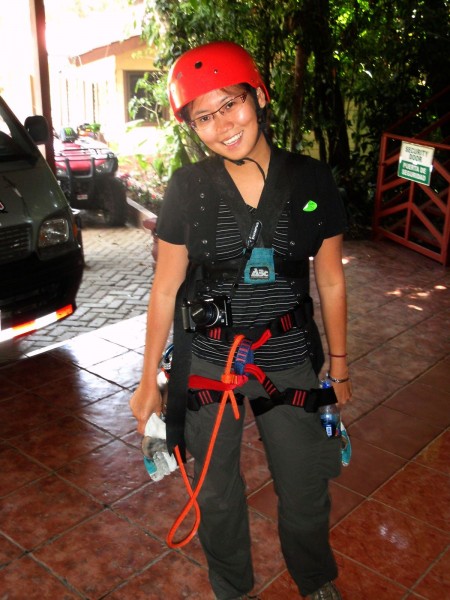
[319,379,341,438]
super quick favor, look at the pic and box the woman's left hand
[332,379,353,407]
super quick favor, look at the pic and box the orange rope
[166,334,244,548]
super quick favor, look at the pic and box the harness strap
[188,383,337,416]
[189,374,248,390]
[205,298,314,343]
[188,389,245,411]
[250,385,337,417]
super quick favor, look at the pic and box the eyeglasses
[189,92,248,131]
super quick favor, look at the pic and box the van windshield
[0,97,40,165]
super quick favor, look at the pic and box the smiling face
[187,85,268,162]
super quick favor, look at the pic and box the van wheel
[98,178,127,226]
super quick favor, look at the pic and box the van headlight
[38,218,70,247]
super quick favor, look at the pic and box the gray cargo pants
[185,356,341,599]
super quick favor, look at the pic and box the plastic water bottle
[319,379,341,438]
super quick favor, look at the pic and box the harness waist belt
[205,298,314,343]
[188,383,337,415]
[250,385,337,417]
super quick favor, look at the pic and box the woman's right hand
[129,381,162,435]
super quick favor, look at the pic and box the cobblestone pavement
[0,215,155,364]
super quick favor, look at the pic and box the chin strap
[225,156,266,182]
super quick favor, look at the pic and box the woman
[130,40,352,600]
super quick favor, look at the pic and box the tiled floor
[0,239,449,599]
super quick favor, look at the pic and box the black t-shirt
[157,149,346,370]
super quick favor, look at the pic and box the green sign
[398,141,434,186]
[398,161,432,185]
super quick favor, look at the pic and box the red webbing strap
[166,335,244,549]
[188,374,248,391]
[251,328,272,350]
[244,363,279,397]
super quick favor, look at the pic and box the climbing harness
[166,328,337,549]
[166,334,245,549]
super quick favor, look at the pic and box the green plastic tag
[303,200,317,212]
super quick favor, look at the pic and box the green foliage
[134,0,450,236]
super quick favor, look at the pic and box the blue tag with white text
[244,247,275,284]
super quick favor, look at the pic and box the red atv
[54,124,127,226]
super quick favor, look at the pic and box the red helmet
[168,41,270,122]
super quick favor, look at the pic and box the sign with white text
[398,141,435,186]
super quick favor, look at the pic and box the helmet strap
[225,155,266,182]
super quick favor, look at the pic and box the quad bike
[53,124,127,226]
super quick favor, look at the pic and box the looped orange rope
[166,334,245,548]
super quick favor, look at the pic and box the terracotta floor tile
[248,481,277,521]
[417,357,450,394]
[86,350,144,390]
[0,475,101,550]
[387,321,450,360]
[176,527,208,568]
[348,406,443,459]
[0,376,25,401]
[329,482,365,527]
[105,551,212,599]
[413,547,450,600]
[414,430,450,475]
[31,368,124,410]
[57,439,149,504]
[373,462,450,531]
[34,510,166,599]
[48,332,129,367]
[336,437,406,497]
[0,533,23,568]
[0,353,77,390]
[0,391,66,440]
[345,364,403,405]
[353,345,437,384]
[242,420,264,450]
[75,388,137,437]
[249,511,286,590]
[9,415,114,469]
[384,381,450,426]
[0,446,50,497]
[0,555,79,599]
[338,392,382,426]
[347,314,400,345]
[332,553,407,600]
[258,569,299,599]
[331,499,449,588]
[381,295,437,325]
[347,284,394,316]
[120,428,142,449]
[346,333,376,363]
[395,278,450,311]
[113,471,196,543]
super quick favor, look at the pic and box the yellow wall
[50,41,159,152]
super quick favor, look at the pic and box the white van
[0,96,84,342]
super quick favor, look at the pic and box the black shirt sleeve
[156,168,187,245]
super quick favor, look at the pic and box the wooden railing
[373,87,450,267]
